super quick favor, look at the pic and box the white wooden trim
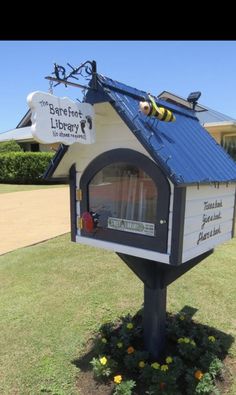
[186,184,235,201]
[167,183,174,254]
[75,235,170,264]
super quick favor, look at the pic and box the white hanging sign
[27,91,95,145]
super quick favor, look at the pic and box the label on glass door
[108,217,155,236]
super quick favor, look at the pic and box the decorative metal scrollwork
[45,60,97,90]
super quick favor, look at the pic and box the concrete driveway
[0,187,70,255]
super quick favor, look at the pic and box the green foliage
[177,337,200,361]
[185,368,220,394]
[195,373,218,394]
[0,140,23,152]
[146,380,181,395]
[90,356,117,379]
[123,350,149,372]
[208,356,224,379]
[143,357,183,395]
[113,379,136,395]
[90,310,229,395]
[0,152,54,184]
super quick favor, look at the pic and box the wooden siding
[182,184,236,262]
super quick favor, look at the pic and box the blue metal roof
[157,90,236,125]
[85,74,236,186]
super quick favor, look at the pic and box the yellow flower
[151,362,160,369]
[178,338,184,343]
[101,338,107,344]
[99,356,107,365]
[161,364,169,372]
[126,323,134,330]
[184,338,190,344]
[127,346,135,354]
[208,336,216,342]
[166,356,173,364]
[117,342,123,348]
[114,375,122,384]
[194,370,204,380]
[138,361,145,368]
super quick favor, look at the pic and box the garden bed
[75,310,234,395]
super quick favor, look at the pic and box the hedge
[0,152,55,184]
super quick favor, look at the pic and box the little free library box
[29,68,236,357]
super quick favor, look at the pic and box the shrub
[0,152,54,184]
[0,140,23,153]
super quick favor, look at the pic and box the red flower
[160,382,166,390]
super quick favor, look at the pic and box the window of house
[221,134,236,160]
[31,143,39,152]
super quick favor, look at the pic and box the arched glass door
[80,149,170,253]
[89,163,157,236]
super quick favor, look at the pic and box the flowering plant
[113,379,136,395]
[88,311,227,394]
[90,355,117,379]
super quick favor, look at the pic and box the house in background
[0,110,59,153]
[0,90,236,159]
[158,91,236,160]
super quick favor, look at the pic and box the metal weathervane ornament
[45,60,97,91]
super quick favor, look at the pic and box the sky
[0,40,236,132]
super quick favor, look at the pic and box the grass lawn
[0,234,235,394]
[0,184,68,194]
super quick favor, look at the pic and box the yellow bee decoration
[139,95,176,122]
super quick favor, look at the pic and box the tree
[0,140,23,153]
